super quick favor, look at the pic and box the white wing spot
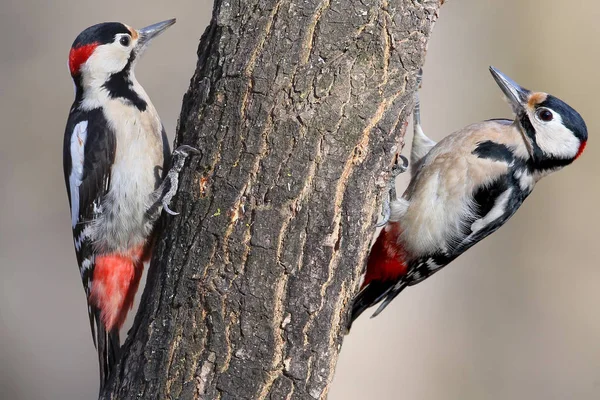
[471,188,512,233]
[80,257,94,279]
[74,225,92,251]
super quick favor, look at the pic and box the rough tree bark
[103,1,443,398]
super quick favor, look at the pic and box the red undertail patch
[69,43,98,76]
[362,222,408,288]
[90,246,145,331]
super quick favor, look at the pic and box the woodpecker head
[489,66,587,170]
[68,19,175,89]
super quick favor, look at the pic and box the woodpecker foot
[376,154,409,227]
[161,145,201,216]
[416,67,423,89]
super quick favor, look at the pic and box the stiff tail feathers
[348,223,410,329]
[348,280,395,329]
[87,250,145,391]
[93,307,120,391]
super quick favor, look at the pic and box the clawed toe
[163,200,180,216]
[173,145,201,157]
[395,155,409,174]
[377,155,409,227]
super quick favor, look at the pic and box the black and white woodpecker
[351,67,588,324]
[63,19,198,387]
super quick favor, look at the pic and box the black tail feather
[371,280,408,318]
[93,308,120,391]
[348,280,396,330]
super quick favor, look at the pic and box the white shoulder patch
[69,121,88,227]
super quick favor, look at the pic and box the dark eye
[120,36,130,47]
[537,108,553,122]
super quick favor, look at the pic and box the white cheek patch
[69,121,88,227]
[534,113,580,159]
[82,43,130,79]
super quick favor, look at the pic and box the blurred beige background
[1,1,598,399]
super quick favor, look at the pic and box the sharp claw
[163,201,179,216]
[396,155,409,173]
[173,145,201,157]
[376,215,389,228]
[391,154,409,176]
[377,153,409,227]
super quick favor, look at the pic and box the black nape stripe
[472,141,514,164]
[103,54,147,111]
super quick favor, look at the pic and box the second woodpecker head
[489,66,587,170]
[68,19,176,90]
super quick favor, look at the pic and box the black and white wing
[372,167,531,317]
[64,107,116,299]
[63,106,119,381]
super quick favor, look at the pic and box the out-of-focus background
[1,1,598,399]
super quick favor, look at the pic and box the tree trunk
[102,1,443,398]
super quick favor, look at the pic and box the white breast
[93,98,165,253]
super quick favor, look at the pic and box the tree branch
[102,0,443,398]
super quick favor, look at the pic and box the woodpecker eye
[537,109,553,122]
[120,36,130,47]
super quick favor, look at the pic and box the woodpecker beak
[136,18,176,51]
[489,66,530,115]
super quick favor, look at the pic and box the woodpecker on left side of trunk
[63,19,198,388]
[350,67,587,326]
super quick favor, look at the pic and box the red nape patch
[68,43,98,76]
[575,140,587,160]
[362,222,408,288]
[89,247,144,331]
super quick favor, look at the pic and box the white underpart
[91,88,164,253]
[389,198,409,223]
[471,187,512,233]
[69,121,88,227]
[399,170,476,255]
[532,111,580,159]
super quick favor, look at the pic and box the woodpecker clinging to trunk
[351,67,587,325]
[63,19,198,387]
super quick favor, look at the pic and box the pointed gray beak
[137,18,176,49]
[489,66,530,114]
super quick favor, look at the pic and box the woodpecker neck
[75,57,148,112]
